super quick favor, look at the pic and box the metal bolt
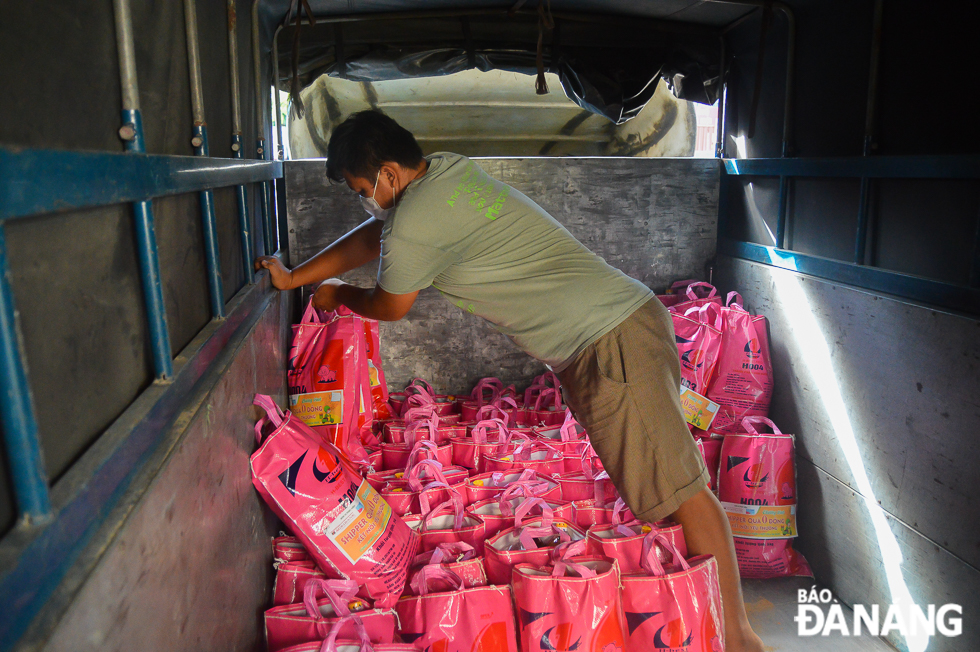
[256,147,264,155]
[118,124,136,141]
[191,136,204,147]
[231,142,241,152]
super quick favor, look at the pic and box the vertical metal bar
[228,0,255,284]
[253,0,275,256]
[184,0,226,319]
[780,5,796,157]
[856,0,884,266]
[776,175,788,248]
[273,27,285,161]
[715,35,726,158]
[0,225,52,523]
[114,0,174,380]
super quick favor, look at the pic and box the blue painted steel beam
[0,226,52,523]
[722,155,980,179]
[192,124,226,319]
[122,109,174,380]
[718,238,980,315]
[0,147,282,221]
[231,134,255,284]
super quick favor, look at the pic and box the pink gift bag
[527,388,567,427]
[530,409,589,471]
[466,485,573,537]
[483,440,564,476]
[672,303,724,396]
[586,500,686,574]
[484,503,586,585]
[464,469,562,505]
[705,295,774,433]
[419,487,487,555]
[569,470,621,528]
[667,282,724,315]
[395,566,519,652]
[657,278,702,308]
[450,418,514,472]
[555,444,607,501]
[251,395,418,608]
[405,542,488,595]
[292,614,415,652]
[273,560,327,606]
[621,533,725,652]
[718,417,811,578]
[274,535,310,563]
[264,579,396,652]
[380,459,467,517]
[286,301,368,465]
[512,555,626,652]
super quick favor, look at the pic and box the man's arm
[313,279,418,322]
[255,218,383,290]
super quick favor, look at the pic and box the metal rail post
[0,227,52,523]
[114,0,174,380]
[855,0,884,265]
[184,0,226,319]
[253,0,275,255]
[229,0,255,283]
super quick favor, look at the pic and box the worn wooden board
[285,157,719,391]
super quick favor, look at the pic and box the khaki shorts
[557,298,709,523]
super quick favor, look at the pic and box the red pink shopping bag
[467,486,573,537]
[405,542,488,594]
[718,417,811,578]
[450,418,514,472]
[275,535,311,563]
[672,303,724,397]
[396,566,519,652]
[620,533,725,652]
[464,469,562,505]
[251,395,418,608]
[511,555,626,652]
[484,440,564,476]
[273,560,327,606]
[667,282,724,314]
[287,301,368,464]
[290,614,415,652]
[585,500,686,574]
[705,295,774,433]
[484,502,586,585]
[418,487,488,555]
[531,409,589,471]
[264,579,396,652]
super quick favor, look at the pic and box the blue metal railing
[721,155,980,314]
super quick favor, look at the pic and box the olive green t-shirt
[378,153,653,369]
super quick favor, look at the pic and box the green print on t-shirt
[445,163,510,219]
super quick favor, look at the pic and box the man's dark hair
[325,110,424,182]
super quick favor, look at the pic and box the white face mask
[360,169,396,221]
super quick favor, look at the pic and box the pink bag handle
[407,377,435,396]
[580,444,603,481]
[409,564,463,596]
[301,298,326,325]
[470,378,503,406]
[403,406,439,426]
[726,291,744,309]
[685,282,718,300]
[519,520,570,550]
[320,614,373,652]
[303,578,359,621]
[469,418,509,444]
[536,371,561,390]
[611,497,633,526]
[741,416,783,435]
[424,541,476,564]
[500,384,519,399]
[513,440,561,461]
[498,481,550,514]
[685,302,724,330]
[405,440,440,469]
[418,481,453,515]
[534,387,562,411]
[407,458,449,491]
[254,416,271,444]
[550,540,594,578]
[641,532,691,576]
[558,409,583,442]
[615,518,646,538]
[523,383,547,409]
[512,496,554,529]
[404,418,439,447]
[422,487,465,530]
[594,470,614,507]
[475,404,509,426]
[253,395,285,427]
[402,392,436,417]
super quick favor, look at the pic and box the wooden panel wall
[285,157,719,393]
[715,256,980,652]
